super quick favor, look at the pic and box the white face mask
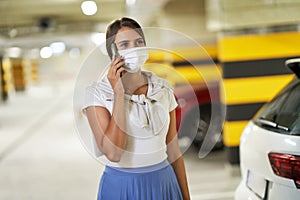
[118,47,149,73]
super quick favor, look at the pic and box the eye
[136,39,145,46]
[118,42,129,49]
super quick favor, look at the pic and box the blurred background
[1,0,300,199]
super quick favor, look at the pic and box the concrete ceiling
[206,0,300,32]
[4,0,300,52]
[0,0,215,51]
[0,0,126,38]
[0,0,179,38]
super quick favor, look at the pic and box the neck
[122,71,147,95]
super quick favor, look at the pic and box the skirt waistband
[105,160,170,175]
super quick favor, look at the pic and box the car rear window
[253,79,300,136]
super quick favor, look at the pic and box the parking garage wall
[218,31,300,164]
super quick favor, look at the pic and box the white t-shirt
[82,71,178,168]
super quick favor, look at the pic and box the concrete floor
[0,64,241,200]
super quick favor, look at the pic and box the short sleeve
[82,82,106,114]
[168,89,178,112]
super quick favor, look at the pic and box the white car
[235,58,300,200]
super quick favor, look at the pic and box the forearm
[103,93,127,151]
[166,110,190,199]
[170,156,190,200]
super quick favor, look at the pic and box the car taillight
[268,152,300,189]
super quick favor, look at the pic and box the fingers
[116,67,126,79]
[110,56,125,76]
[107,56,126,93]
[112,56,124,69]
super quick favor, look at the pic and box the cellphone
[111,43,123,77]
[111,43,120,59]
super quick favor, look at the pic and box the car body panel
[236,75,300,199]
[236,121,300,199]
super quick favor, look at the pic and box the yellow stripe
[143,63,178,86]
[222,74,294,105]
[175,65,222,83]
[148,51,172,63]
[223,121,249,146]
[172,45,218,62]
[219,32,300,62]
[148,45,218,63]
[144,63,222,86]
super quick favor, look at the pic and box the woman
[83,17,190,200]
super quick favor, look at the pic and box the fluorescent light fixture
[6,47,22,58]
[40,47,53,59]
[126,0,136,6]
[50,42,66,55]
[81,1,98,16]
[69,48,81,59]
[9,28,18,38]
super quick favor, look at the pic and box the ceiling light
[81,1,98,16]
[126,0,136,6]
[50,42,66,55]
[8,29,18,38]
[40,47,53,59]
[6,47,22,58]
[69,48,81,59]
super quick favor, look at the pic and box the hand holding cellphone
[111,43,124,77]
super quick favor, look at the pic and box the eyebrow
[116,40,129,45]
[116,37,143,44]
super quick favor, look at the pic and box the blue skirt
[97,160,183,200]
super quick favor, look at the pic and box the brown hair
[105,17,146,59]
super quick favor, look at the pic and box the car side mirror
[285,58,300,79]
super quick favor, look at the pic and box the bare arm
[85,93,126,162]
[86,56,127,162]
[166,110,191,200]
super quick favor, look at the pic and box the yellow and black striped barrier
[11,59,26,91]
[30,60,39,83]
[219,31,299,164]
[147,45,220,84]
[1,58,13,101]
